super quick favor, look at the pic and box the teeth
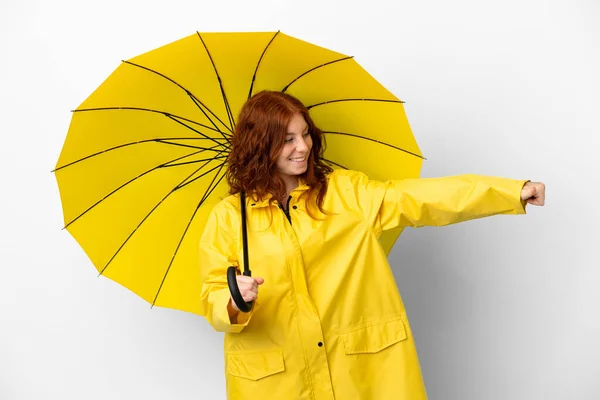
[290,157,305,161]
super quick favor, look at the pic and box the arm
[338,170,529,232]
[377,174,528,231]
[199,203,256,333]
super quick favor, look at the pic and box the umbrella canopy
[54,31,424,315]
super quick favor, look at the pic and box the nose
[296,136,309,152]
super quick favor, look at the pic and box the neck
[281,175,299,201]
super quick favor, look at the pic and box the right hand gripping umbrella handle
[227,266,253,313]
[227,191,253,313]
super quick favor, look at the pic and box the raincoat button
[318,342,323,347]
[251,203,255,206]
[292,205,297,209]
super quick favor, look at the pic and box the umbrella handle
[227,266,254,313]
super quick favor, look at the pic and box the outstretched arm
[335,170,543,232]
[377,175,546,231]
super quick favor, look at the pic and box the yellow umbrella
[54,31,424,315]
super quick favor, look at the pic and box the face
[275,113,313,186]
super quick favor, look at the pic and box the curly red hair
[226,91,332,211]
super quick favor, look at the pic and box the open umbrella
[54,31,424,315]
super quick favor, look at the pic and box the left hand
[521,181,546,206]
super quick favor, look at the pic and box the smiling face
[275,113,313,191]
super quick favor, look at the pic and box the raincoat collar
[246,179,310,208]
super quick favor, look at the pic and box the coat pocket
[227,349,285,381]
[340,317,408,355]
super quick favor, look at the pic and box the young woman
[199,91,545,399]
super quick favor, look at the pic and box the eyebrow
[286,126,309,135]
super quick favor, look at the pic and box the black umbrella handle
[227,191,253,313]
[227,266,253,313]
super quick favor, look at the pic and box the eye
[303,132,310,137]
[284,137,294,143]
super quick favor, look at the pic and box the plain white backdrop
[1,0,599,399]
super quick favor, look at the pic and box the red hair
[226,91,332,212]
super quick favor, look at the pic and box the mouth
[289,157,306,162]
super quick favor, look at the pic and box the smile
[289,157,306,162]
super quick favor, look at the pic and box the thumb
[521,184,534,200]
[255,277,265,285]
[529,185,539,201]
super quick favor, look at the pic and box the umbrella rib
[151,166,228,307]
[322,158,348,170]
[98,153,228,276]
[175,159,227,191]
[54,138,226,172]
[164,151,228,194]
[166,114,231,149]
[307,98,405,109]
[281,56,354,93]
[72,106,230,137]
[247,31,281,100]
[323,131,425,160]
[186,96,232,140]
[63,148,207,229]
[155,139,227,152]
[161,154,228,168]
[122,60,233,135]
[196,32,235,132]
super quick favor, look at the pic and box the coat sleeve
[341,170,528,233]
[199,202,255,333]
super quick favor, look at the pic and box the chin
[295,167,308,175]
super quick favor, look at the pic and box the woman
[199,91,545,399]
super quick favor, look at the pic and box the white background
[1,0,599,399]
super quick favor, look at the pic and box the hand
[230,275,265,312]
[521,181,546,206]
